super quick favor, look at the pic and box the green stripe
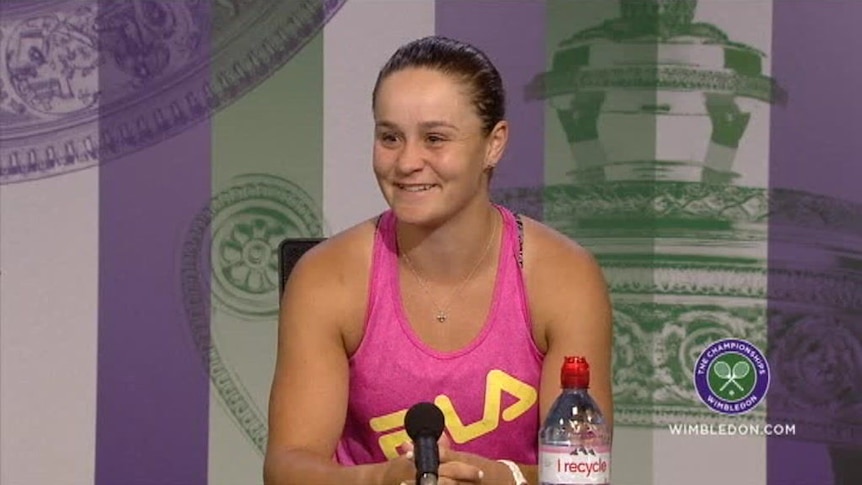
[207,12,325,485]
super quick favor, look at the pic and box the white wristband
[497,459,528,485]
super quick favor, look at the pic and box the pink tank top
[335,205,544,466]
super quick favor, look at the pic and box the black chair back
[277,238,325,304]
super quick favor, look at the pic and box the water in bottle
[539,356,611,485]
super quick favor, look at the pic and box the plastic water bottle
[539,356,611,485]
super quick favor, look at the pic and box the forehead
[374,68,477,125]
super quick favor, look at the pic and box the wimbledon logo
[693,338,770,415]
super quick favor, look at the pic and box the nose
[394,138,425,175]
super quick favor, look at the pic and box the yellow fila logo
[368,369,538,459]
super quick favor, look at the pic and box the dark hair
[372,36,506,135]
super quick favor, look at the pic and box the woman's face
[372,67,506,227]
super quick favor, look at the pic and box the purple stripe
[769,2,862,485]
[96,2,211,483]
[435,0,546,219]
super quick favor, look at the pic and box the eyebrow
[374,120,460,132]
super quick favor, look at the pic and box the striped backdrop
[1,1,861,484]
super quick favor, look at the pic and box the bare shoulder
[518,215,604,280]
[280,216,379,336]
[286,216,377,286]
[517,215,611,350]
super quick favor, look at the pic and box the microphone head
[404,402,445,441]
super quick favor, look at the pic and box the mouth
[395,183,438,193]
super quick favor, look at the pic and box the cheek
[455,148,489,178]
[372,147,389,176]
[443,144,484,171]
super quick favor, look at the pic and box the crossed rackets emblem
[694,339,769,414]
[712,359,751,394]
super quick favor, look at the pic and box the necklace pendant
[436,312,447,323]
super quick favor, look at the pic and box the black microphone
[404,402,445,485]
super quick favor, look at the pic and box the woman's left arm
[532,236,614,434]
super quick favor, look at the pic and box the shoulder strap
[513,212,524,269]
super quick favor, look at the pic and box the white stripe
[611,428,655,485]
[652,0,772,483]
[323,0,436,235]
[654,433,768,485]
[0,169,98,485]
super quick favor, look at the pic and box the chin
[390,204,446,228]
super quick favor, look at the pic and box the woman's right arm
[263,242,409,485]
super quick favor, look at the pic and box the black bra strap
[513,212,524,269]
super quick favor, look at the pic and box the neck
[396,201,499,284]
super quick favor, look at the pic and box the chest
[396,262,499,353]
[340,231,551,355]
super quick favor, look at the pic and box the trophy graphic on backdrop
[528,0,775,185]
[509,0,862,454]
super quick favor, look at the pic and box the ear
[484,120,509,170]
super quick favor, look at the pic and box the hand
[398,435,485,485]
[377,442,419,485]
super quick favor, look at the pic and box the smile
[396,184,437,192]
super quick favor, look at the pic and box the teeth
[400,184,434,192]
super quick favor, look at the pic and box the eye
[426,133,447,146]
[376,131,400,147]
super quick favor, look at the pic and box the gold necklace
[399,214,498,323]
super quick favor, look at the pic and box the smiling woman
[370,37,507,229]
[264,36,614,485]
[372,67,504,228]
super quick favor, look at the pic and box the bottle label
[539,445,610,484]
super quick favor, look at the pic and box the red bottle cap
[561,356,590,389]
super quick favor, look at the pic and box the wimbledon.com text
[668,423,796,436]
